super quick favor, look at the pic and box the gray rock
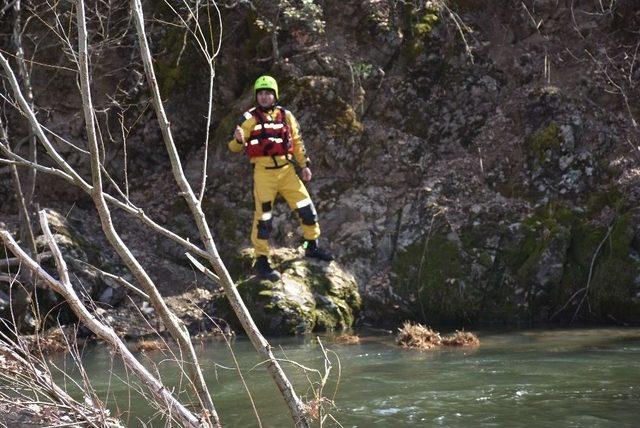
[560,124,575,150]
[215,248,361,334]
[559,155,574,171]
[0,290,8,313]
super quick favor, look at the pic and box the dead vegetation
[0,336,122,427]
[442,330,480,347]
[396,322,443,349]
[134,339,166,353]
[396,321,479,350]
[24,327,72,355]
[302,396,333,421]
[334,333,360,344]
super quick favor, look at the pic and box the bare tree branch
[0,51,210,260]
[0,223,206,428]
[11,0,38,208]
[0,117,37,255]
[130,1,311,425]
[0,251,51,269]
[75,1,220,425]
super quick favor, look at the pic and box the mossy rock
[400,4,440,61]
[29,210,127,329]
[214,248,361,335]
[159,198,248,273]
[287,77,364,136]
[497,202,640,323]
[558,212,640,322]
[585,187,626,216]
[525,121,562,163]
[242,11,273,77]
[36,209,91,264]
[446,0,486,12]
[391,225,479,325]
[152,11,206,98]
[212,111,240,148]
[155,33,193,97]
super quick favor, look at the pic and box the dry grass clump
[396,322,480,350]
[302,397,333,421]
[442,330,480,347]
[25,326,77,355]
[31,335,69,354]
[396,321,442,349]
[334,333,360,344]
[134,339,165,352]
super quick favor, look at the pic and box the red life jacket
[243,107,293,158]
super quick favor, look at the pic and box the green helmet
[254,75,279,100]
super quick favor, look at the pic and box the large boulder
[14,210,128,329]
[215,248,361,335]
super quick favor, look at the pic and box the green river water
[56,328,640,427]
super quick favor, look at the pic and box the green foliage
[400,3,440,61]
[282,0,326,35]
[155,27,197,97]
[353,62,374,80]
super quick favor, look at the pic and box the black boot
[304,240,334,262]
[255,256,281,281]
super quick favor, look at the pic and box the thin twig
[572,224,613,322]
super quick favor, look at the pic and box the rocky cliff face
[1,0,639,332]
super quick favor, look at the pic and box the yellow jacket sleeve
[227,115,256,153]
[286,110,310,167]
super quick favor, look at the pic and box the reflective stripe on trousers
[251,163,320,256]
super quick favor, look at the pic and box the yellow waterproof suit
[228,107,321,256]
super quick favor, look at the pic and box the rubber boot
[304,239,334,262]
[255,255,281,281]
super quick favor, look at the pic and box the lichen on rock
[214,248,361,335]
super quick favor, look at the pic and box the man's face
[256,89,276,108]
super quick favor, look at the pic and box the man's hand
[234,126,244,143]
[301,167,312,182]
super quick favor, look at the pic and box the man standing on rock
[229,75,333,281]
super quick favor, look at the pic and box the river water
[57,328,640,427]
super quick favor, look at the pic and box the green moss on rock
[560,212,640,322]
[288,77,364,136]
[214,250,361,335]
[389,198,640,326]
[526,122,562,163]
[585,187,625,216]
[391,230,478,325]
[400,4,440,61]
[213,112,239,148]
[497,201,640,323]
[155,27,197,97]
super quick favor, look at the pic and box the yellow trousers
[251,163,320,256]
